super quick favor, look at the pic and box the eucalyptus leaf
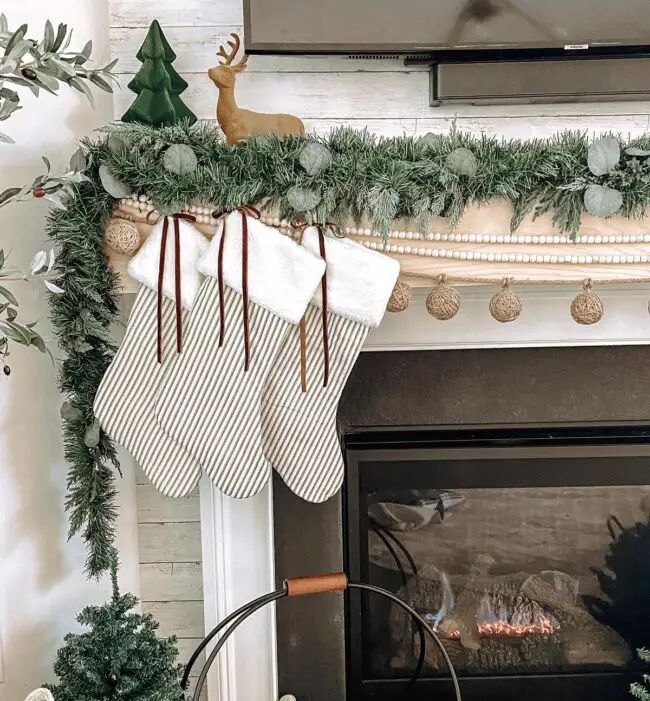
[43,20,55,52]
[60,401,81,421]
[99,164,131,199]
[587,137,620,176]
[299,142,332,175]
[69,76,94,107]
[30,333,46,353]
[107,132,129,156]
[625,147,650,157]
[446,147,478,176]
[89,73,113,93]
[584,184,623,217]
[163,143,198,175]
[69,147,87,172]
[0,131,14,144]
[83,419,101,448]
[286,186,321,212]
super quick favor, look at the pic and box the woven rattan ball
[571,280,603,325]
[105,218,140,256]
[426,277,460,320]
[489,280,522,323]
[387,280,411,313]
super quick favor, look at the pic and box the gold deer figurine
[208,33,305,145]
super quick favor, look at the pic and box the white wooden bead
[577,256,585,264]
[466,252,475,260]
[426,248,434,256]
[488,253,495,262]
[434,233,442,241]
[495,235,502,243]
[585,256,592,264]
[404,245,412,254]
[612,255,621,263]
[532,236,539,244]
[476,234,484,243]
[623,235,630,243]
[615,235,623,243]
[461,234,469,242]
[557,256,565,263]
[406,231,413,239]
[494,253,502,262]
[515,254,523,262]
[425,232,433,241]
[396,245,404,253]
[469,234,476,243]
[138,194,147,202]
[523,236,531,244]
[550,255,558,263]
[460,252,467,260]
[417,247,425,255]
[642,255,649,263]
[634,255,641,263]
[523,254,531,263]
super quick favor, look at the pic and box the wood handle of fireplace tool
[285,573,348,597]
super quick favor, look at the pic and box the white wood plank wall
[135,467,205,695]
[110,0,650,684]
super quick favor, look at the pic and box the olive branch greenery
[50,120,650,576]
[0,13,118,370]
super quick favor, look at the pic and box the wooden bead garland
[426,275,460,320]
[489,279,522,323]
[571,279,603,325]
[387,280,411,313]
[104,218,140,256]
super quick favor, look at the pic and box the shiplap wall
[109,0,650,683]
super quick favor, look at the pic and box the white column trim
[200,477,277,701]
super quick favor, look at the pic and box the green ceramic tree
[121,20,197,126]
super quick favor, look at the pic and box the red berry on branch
[33,188,46,198]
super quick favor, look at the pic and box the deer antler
[217,32,241,65]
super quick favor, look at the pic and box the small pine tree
[632,649,650,701]
[47,560,185,701]
[122,20,197,127]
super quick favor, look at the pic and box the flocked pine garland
[47,120,650,576]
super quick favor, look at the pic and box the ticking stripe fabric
[154,280,291,499]
[261,304,368,503]
[93,287,202,497]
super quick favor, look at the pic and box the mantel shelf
[107,199,650,294]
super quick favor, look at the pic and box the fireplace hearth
[273,346,650,701]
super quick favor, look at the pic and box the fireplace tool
[182,572,462,701]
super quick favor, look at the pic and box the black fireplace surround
[273,346,650,701]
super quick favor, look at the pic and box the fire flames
[431,593,561,639]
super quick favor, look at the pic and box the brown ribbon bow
[154,212,197,364]
[292,220,337,392]
[211,205,261,372]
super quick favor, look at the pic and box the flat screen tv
[243,0,650,58]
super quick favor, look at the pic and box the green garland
[48,121,650,577]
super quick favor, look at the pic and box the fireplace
[273,346,650,701]
[344,425,650,701]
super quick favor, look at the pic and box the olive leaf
[286,186,321,212]
[584,184,623,217]
[299,143,332,175]
[587,137,620,176]
[83,419,101,448]
[625,147,650,157]
[99,164,131,199]
[163,144,198,175]
[446,147,478,176]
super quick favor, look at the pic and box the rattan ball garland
[104,218,140,256]
[489,278,522,323]
[387,278,612,325]
[426,275,461,320]
[387,280,412,313]
[571,279,604,325]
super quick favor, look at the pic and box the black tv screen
[243,0,650,55]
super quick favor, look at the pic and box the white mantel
[199,283,650,701]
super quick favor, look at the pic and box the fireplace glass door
[344,429,650,700]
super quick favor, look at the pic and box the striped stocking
[153,211,326,499]
[261,227,399,503]
[93,216,208,497]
